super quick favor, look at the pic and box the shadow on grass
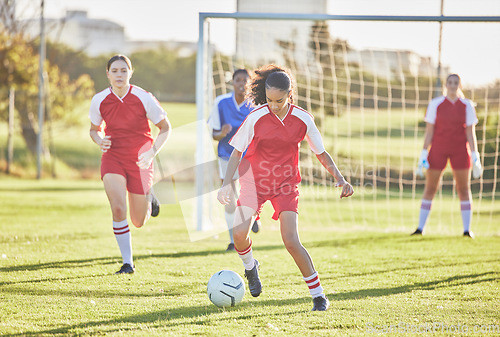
[330,272,499,300]
[0,185,103,192]
[6,272,498,336]
[0,242,288,274]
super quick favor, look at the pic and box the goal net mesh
[198,17,499,237]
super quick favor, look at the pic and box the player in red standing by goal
[414,73,482,237]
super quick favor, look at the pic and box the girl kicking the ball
[217,64,353,311]
[89,55,171,274]
[413,73,482,237]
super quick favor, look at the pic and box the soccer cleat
[411,229,423,236]
[463,231,475,239]
[244,259,262,297]
[115,263,135,274]
[226,243,235,251]
[312,295,330,311]
[251,220,261,233]
[150,193,160,217]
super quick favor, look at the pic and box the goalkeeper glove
[471,151,483,179]
[416,149,429,178]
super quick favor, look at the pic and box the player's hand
[471,151,483,179]
[137,148,155,169]
[336,179,354,199]
[99,135,111,153]
[217,184,232,205]
[221,124,232,137]
[416,149,429,178]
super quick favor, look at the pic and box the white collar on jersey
[110,85,131,102]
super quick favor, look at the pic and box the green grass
[0,178,499,336]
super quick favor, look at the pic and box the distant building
[22,10,125,56]
[1,0,17,32]
[346,49,449,79]
[20,10,196,57]
[236,0,328,65]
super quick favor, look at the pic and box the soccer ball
[207,270,245,307]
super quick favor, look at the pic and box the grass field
[1,100,499,336]
[0,178,499,336]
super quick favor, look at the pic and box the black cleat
[463,231,475,239]
[226,243,235,251]
[115,263,135,275]
[251,220,261,233]
[244,259,262,297]
[312,295,330,311]
[150,193,160,217]
[411,229,423,236]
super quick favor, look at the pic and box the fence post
[7,87,15,174]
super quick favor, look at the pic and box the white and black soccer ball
[207,270,245,307]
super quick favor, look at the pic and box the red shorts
[428,145,471,170]
[237,183,299,220]
[101,151,153,195]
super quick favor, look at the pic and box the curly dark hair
[245,64,295,106]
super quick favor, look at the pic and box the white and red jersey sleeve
[229,105,268,153]
[88,88,110,126]
[462,98,478,126]
[290,107,326,154]
[131,86,167,124]
[424,96,446,124]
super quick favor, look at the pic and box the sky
[17,0,500,86]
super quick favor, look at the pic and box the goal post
[194,12,500,237]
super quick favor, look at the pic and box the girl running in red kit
[89,55,171,274]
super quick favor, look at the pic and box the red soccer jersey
[89,85,167,158]
[229,104,325,194]
[425,96,477,150]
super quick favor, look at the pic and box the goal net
[187,14,500,240]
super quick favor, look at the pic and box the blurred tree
[0,30,94,155]
[131,48,196,102]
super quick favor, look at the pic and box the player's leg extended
[413,169,443,234]
[103,173,134,273]
[224,180,238,249]
[279,211,328,310]
[232,205,257,267]
[453,169,473,237]
[232,205,261,297]
[279,211,315,276]
[128,193,149,228]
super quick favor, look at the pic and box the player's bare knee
[232,230,248,246]
[111,204,127,220]
[283,237,301,254]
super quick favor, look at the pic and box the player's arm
[466,124,483,178]
[465,124,478,153]
[217,149,242,205]
[89,123,111,153]
[422,122,434,150]
[212,124,233,141]
[137,118,171,169]
[316,151,354,198]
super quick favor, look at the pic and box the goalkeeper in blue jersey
[208,69,261,251]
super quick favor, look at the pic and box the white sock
[225,211,235,244]
[113,219,133,266]
[236,239,255,270]
[303,271,324,298]
[417,199,432,231]
[460,200,472,232]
